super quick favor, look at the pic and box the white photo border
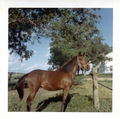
[0,0,120,119]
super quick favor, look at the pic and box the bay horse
[16,53,89,112]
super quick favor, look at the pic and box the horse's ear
[78,52,82,56]
[78,52,85,56]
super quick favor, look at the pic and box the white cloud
[8,50,27,72]
[24,64,40,71]
[42,62,50,69]
[8,51,19,66]
[8,49,51,73]
[33,50,37,56]
[21,63,25,67]
[45,47,50,57]
[24,61,51,72]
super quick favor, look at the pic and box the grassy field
[8,74,112,112]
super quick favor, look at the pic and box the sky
[8,8,113,73]
[98,8,113,47]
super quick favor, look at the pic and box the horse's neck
[69,63,78,79]
[59,57,78,77]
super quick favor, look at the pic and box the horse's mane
[59,56,77,71]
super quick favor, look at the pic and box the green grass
[8,79,112,112]
[98,74,112,78]
[75,74,112,79]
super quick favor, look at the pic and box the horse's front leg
[61,87,70,112]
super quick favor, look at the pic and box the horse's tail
[16,73,28,100]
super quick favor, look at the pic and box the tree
[48,8,112,69]
[9,8,61,60]
[9,8,112,69]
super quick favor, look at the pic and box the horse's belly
[41,81,61,91]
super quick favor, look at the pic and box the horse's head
[77,52,90,71]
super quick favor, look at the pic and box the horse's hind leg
[26,81,39,111]
[26,92,36,111]
[61,87,70,112]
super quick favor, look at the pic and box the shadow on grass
[36,93,78,112]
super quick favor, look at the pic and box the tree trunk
[91,67,100,109]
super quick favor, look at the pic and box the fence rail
[98,82,112,91]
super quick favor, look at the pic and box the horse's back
[27,69,73,91]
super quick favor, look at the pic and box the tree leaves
[9,8,61,60]
[48,8,111,69]
[9,8,112,68]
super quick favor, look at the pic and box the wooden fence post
[90,67,100,109]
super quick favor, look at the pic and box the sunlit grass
[8,78,112,112]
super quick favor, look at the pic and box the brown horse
[16,53,89,112]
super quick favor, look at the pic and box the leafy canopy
[9,8,112,68]
[47,8,112,69]
[9,8,61,60]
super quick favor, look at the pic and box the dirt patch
[83,78,112,81]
